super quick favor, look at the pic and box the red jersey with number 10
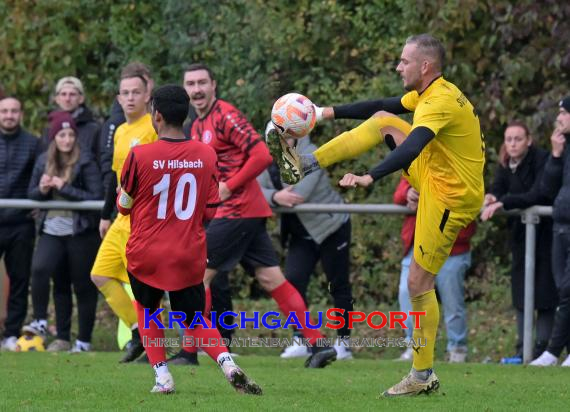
[120,138,219,291]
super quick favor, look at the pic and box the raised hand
[50,176,65,190]
[39,174,52,194]
[551,128,566,158]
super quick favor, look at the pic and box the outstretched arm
[318,97,409,121]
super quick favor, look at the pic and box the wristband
[314,105,324,122]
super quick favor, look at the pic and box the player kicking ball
[117,84,261,395]
[268,34,484,397]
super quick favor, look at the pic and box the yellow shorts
[90,219,130,283]
[405,156,477,274]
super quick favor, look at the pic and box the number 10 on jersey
[153,173,197,220]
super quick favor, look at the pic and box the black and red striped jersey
[189,99,272,219]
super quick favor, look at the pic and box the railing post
[521,208,539,364]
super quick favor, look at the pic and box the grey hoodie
[258,136,348,244]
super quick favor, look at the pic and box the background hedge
[1,0,568,305]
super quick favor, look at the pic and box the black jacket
[40,105,101,163]
[28,152,103,235]
[490,145,557,309]
[0,127,40,226]
[99,98,126,190]
[541,134,570,225]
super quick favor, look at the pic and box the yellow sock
[411,289,439,371]
[99,280,138,327]
[313,116,412,167]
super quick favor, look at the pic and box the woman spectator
[481,120,557,360]
[24,111,102,352]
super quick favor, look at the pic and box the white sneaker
[151,372,175,394]
[529,351,558,366]
[449,347,467,363]
[1,336,18,351]
[280,340,310,358]
[396,347,413,361]
[70,340,91,353]
[561,355,570,367]
[383,370,440,397]
[333,339,353,360]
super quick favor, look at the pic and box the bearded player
[269,34,485,396]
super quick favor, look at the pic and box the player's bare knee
[256,266,284,291]
[408,264,435,297]
[90,274,108,288]
[373,110,397,118]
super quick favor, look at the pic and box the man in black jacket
[532,96,570,367]
[40,77,100,164]
[0,96,40,351]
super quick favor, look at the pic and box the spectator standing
[41,77,100,163]
[482,121,557,360]
[0,96,39,351]
[258,130,353,360]
[531,97,570,366]
[25,112,102,352]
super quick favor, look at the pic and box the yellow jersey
[401,77,485,212]
[112,113,157,230]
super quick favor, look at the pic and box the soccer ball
[271,93,316,139]
[16,335,45,352]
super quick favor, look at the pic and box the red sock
[134,301,166,366]
[270,280,324,345]
[183,317,226,361]
[181,327,198,354]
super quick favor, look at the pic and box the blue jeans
[398,250,471,352]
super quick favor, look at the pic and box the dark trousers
[210,271,234,340]
[516,308,555,358]
[0,222,35,338]
[284,220,353,337]
[31,231,100,342]
[547,225,570,356]
[128,272,205,323]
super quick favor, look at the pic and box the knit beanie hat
[48,111,78,141]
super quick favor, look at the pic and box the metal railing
[0,199,552,364]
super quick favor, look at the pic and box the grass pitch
[1,352,568,411]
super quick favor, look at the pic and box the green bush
[1,0,568,306]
